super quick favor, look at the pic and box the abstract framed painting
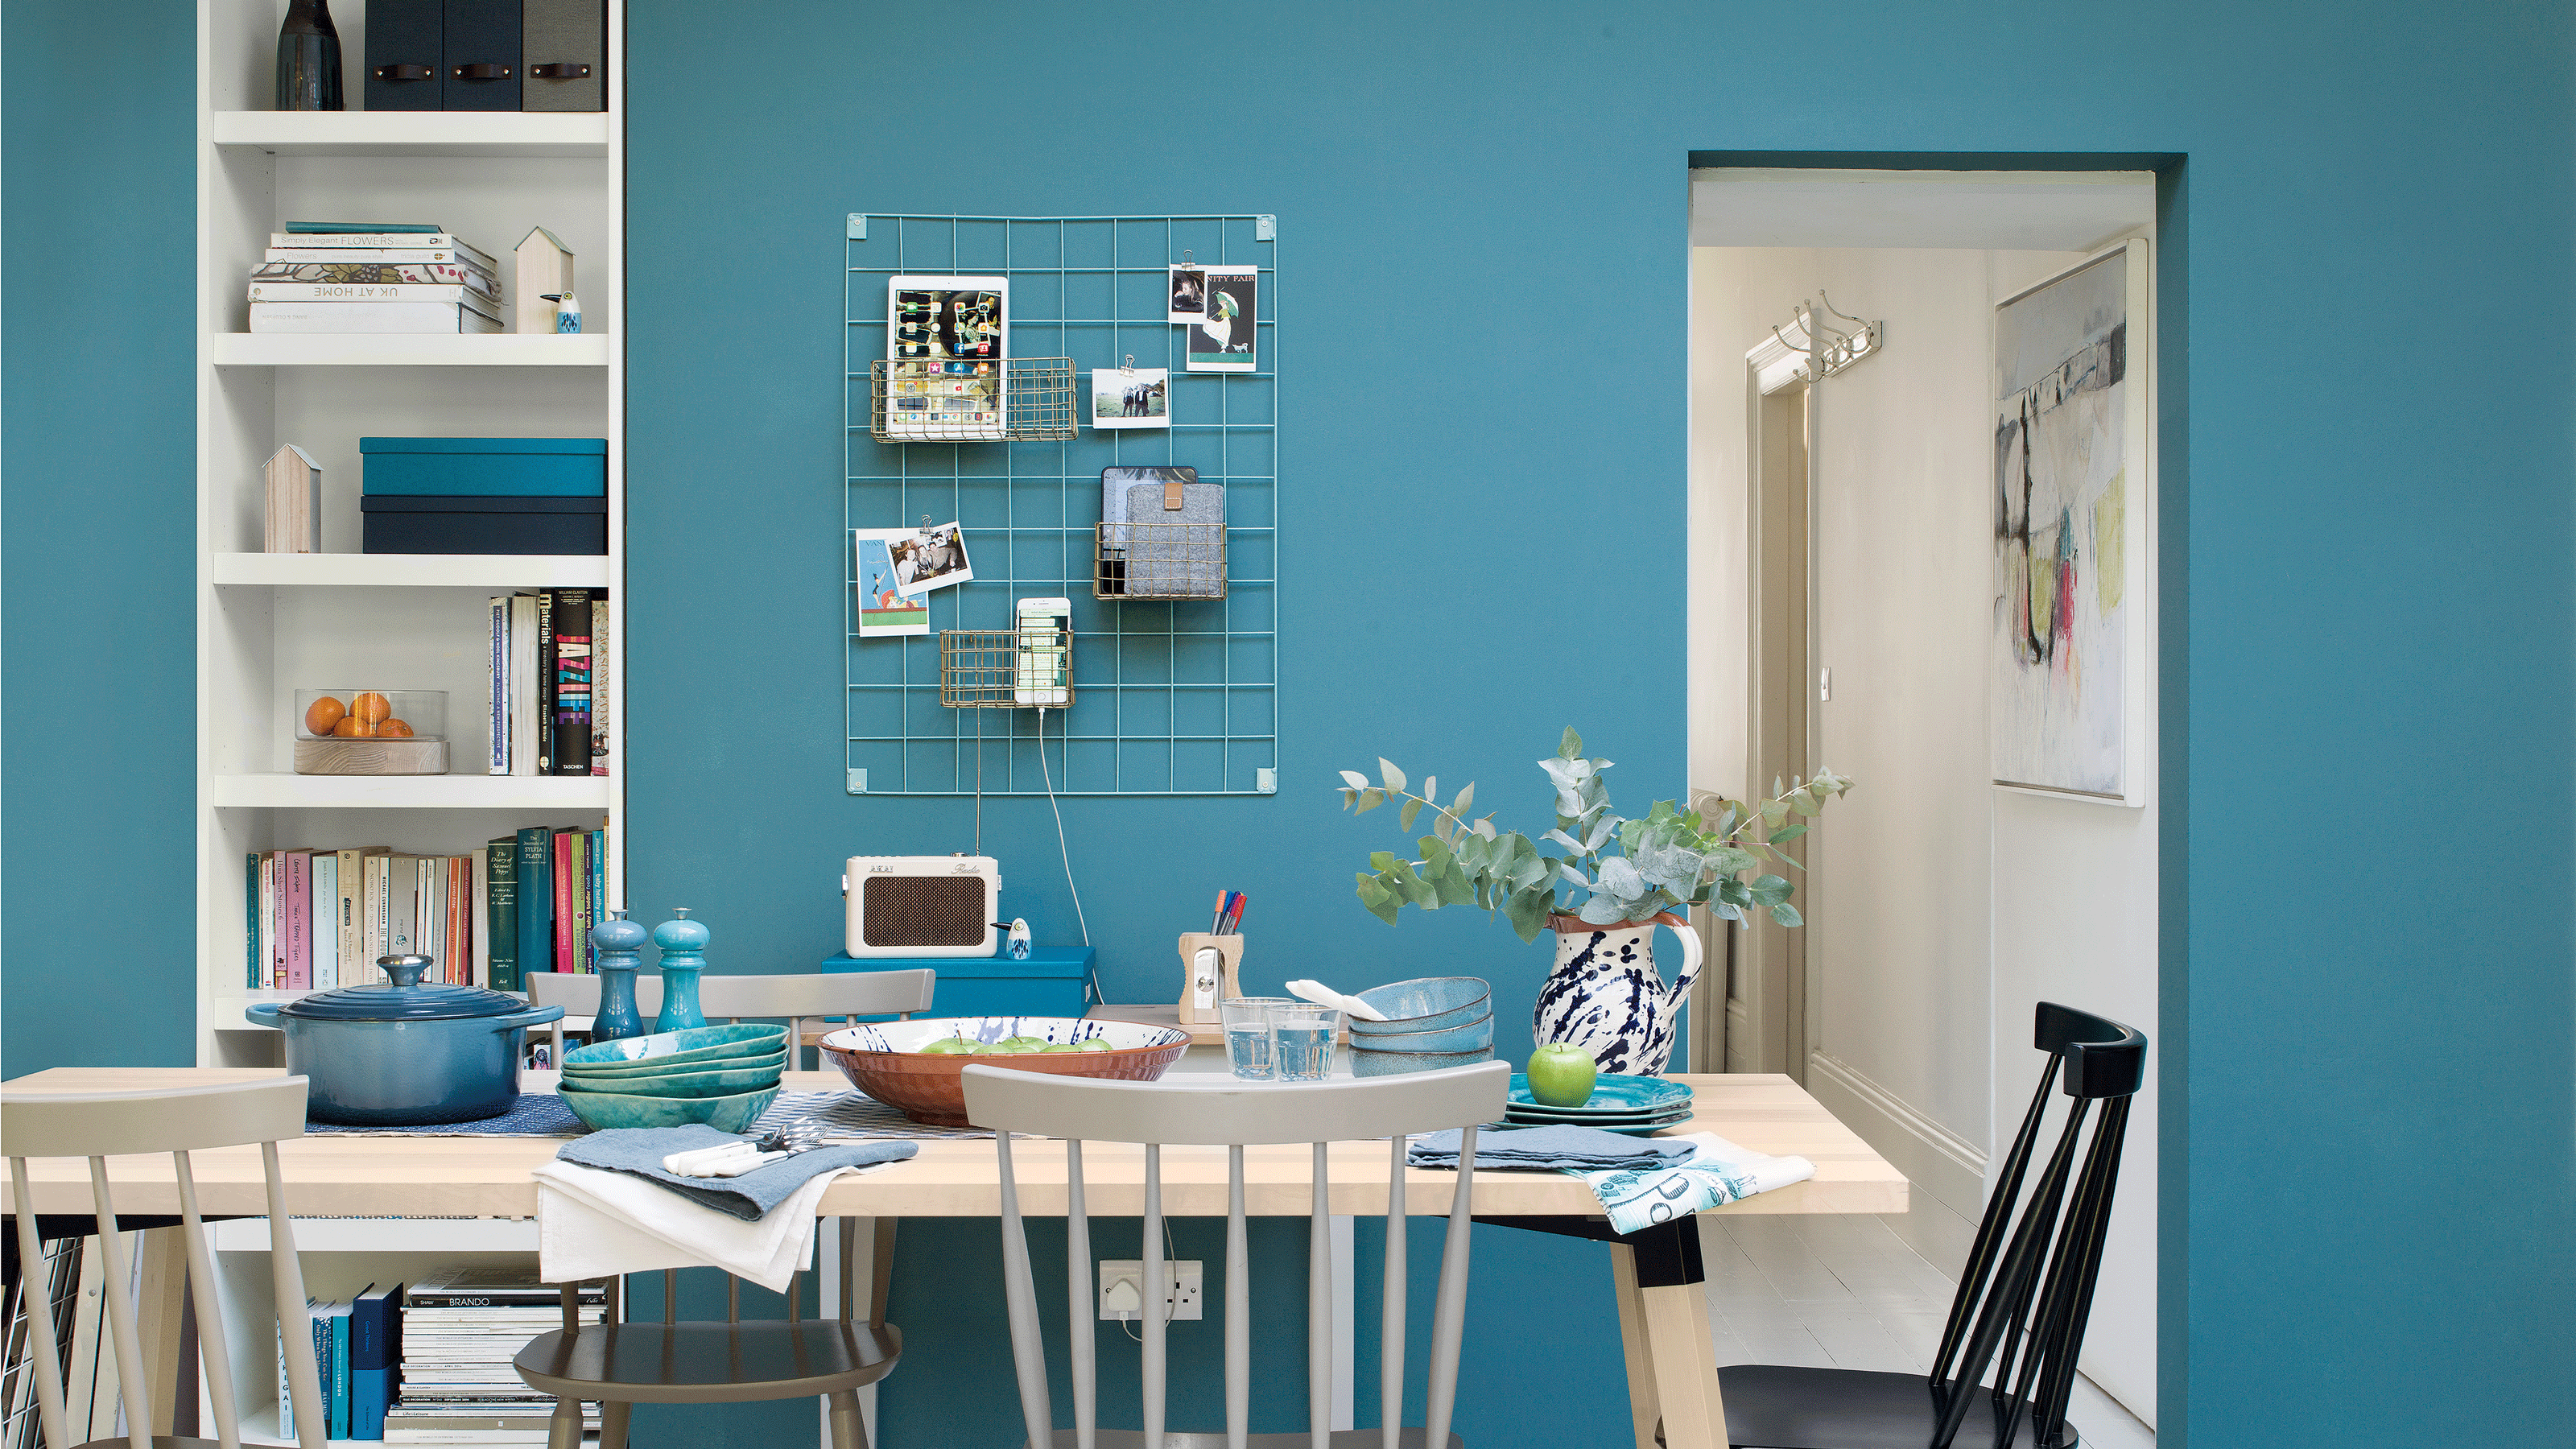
[1992,239,2150,806]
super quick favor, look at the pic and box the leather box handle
[452,63,513,80]
[529,62,592,79]
[373,63,432,80]
[1163,477,1184,510]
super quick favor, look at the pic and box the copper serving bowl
[817,1016,1191,1127]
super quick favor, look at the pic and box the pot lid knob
[377,954,434,989]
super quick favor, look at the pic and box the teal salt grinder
[651,907,710,1033]
[588,909,649,1041]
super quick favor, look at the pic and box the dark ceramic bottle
[275,0,343,112]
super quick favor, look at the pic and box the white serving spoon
[1284,980,1391,1022]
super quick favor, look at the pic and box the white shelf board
[213,553,612,588]
[212,334,612,368]
[211,109,611,158]
[213,1216,539,1253]
[211,774,613,810]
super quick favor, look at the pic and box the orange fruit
[352,691,392,724]
[304,696,347,735]
[333,716,377,738]
[378,718,414,737]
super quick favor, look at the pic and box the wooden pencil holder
[1175,933,1245,1025]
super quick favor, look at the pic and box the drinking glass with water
[1269,1004,1341,1081]
[1221,997,1293,1080]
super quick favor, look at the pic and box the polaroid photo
[1091,366,1170,430]
[852,530,931,638]
[1186,266,1257,373]
[1167,265,1208,324]
[887,521,975,597]
[886,276,1008,439]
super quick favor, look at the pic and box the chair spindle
[1068,1139,1098,1449]
[261,1141,330,1449]
[173,1151,243,1449]
[1309,1141,1331,1449]
[663,1268,676,1324]
[85,1158,156,1449]
[993,1129,1056,1449]
[1424,1124,1478,1449]
[1382,1133,1406,1449]
[1227,1143,1249,1449]
[1144,1141,1167,1448]
[9,1158,72,1449]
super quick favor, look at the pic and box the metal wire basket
[869,357,1076,443]
[938,626,1074,708]
[1094,522,1227,601]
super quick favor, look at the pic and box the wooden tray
[293,737,449,775]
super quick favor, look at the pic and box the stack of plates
[1504,1073,1695,1137]
[555,1023,791,1132]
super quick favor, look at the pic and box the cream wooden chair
[524,968,935,1069]
[3,1077,327,1449]
[960,1060,1510,1449]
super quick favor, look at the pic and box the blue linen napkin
[557,1125,918,1221]
[1405,1124,1698,1174]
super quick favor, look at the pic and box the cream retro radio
[844,854,1001,957]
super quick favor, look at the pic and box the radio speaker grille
[861,875,989,947]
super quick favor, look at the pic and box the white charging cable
[1035,706,1092,952]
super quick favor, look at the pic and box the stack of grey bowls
[1345,977,1493,1077]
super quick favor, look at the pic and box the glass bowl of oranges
[296,689,445,743]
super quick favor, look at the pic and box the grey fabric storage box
[522,0,606,110]
[1114,480,1225,598]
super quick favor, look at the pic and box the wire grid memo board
[844,214,1279,796]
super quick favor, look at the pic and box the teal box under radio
[821,947,1094,1022]
[360,437,608,497]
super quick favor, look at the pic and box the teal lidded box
[361,437,608,497]
[822,946,1094,1022]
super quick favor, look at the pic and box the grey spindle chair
[526,968,935,1071]
[960,1059,1510,1449]
[2,1078,328,1449]
[513,970,927,1449]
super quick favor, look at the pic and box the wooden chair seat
[512,1319,902,1404]
[1718,1366,2065,1448]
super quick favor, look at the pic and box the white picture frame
[1990,238,2151,806]
[1091,366,1170,430]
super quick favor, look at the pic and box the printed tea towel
[1581,1132,1815,1235]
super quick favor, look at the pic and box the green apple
[1525,1043,1599,1108]
[1001,1034,1051,1051]
[1038,1042,1083,1054]
[1076,1038,1114,1053]
[916,1037,979,1055]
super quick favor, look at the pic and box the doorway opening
[1684,164,2165,1429]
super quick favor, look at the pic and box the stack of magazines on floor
[249,222,503,334]
[387,1266,606,1445]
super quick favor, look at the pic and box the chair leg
[826,1389,868,1449]
[545,1397,584,1449]
[601,1399,633,1449]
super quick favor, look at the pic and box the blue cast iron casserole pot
[246,955,564,1125]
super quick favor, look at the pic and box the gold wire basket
[938,627,1074,708]
[1094,522,1227,601]
[869,357,1077,443]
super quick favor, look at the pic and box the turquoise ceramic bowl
[560,1024,787,1073]
[1345,1013,1492,1054]
[556,1082,783,1133]
[1348,1043,1494,1078]
[563,1048,787,1083]
[1349,978,1492,1034]
[560,1059,786,1100]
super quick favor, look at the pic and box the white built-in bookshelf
[195,0,625,1075]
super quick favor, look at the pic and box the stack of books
[488,589,609,776]
[386,1268,604,1447]
[281,1283,402,1441]
[244,827,608,993]
[250,222,504,334]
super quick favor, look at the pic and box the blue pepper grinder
[588,909,649,1042]
[651,908,709,1033]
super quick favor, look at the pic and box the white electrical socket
[1097,1260,1203,1321]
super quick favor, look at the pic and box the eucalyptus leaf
[1768,902,1804,928]
[1542,828,1586,854]
[1368,851,1396,872]
[1790,791,1823,818]
[1356,789,1385,814]
[1559,727,1583,759]
[1505,885,1554,941]
[1422,776,1437,807]
[1339,770,1371,791]
[1596,857,1647,898]
[1435,861,1476,906]
[1419,834,1453,869]
[1767,822,1809,844]
[1380,758,1408,795]
[1341,789,1357,809]
[1434,814,1456,844]
[1577,894,1633,926]
[1399,798,1422,832]
[1451,781,1475,818]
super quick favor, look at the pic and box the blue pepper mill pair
[585,907,711,1041]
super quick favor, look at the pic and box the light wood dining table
[3,1067,1905,1449]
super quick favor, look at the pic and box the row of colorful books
[245,826,608,992]
[249,222,504,335]
[489,589,607,776]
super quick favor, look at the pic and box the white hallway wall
[1688,243,2159,1425]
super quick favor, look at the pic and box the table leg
[1620,1217,1729,1449]
[1608,1245,1662,1449]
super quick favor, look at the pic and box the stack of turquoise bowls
[555,1023,790,1132]
[1347,977,1494,1077]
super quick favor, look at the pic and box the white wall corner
[1806,1049,1987,1273]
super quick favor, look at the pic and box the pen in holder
[1176,932,1245,1025]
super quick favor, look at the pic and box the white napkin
[534,1159,888,1292]
[1578,1131,1816,1235]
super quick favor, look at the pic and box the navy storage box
[821,947,1095,1022]
[361,437,608,497]
[361,494,607,555]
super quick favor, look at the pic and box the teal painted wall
[6,1,2571,1444]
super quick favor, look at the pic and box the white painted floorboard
[1699,1214,2154,1449]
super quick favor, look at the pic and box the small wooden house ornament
[514,226,575,334]
[263,444,320,553]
